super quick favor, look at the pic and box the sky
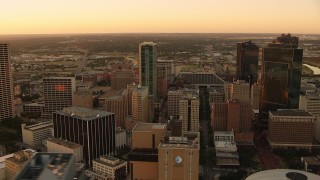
[0,0,319,34]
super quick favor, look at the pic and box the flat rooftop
[270,109,314,117]
[48,138,82,149]
[159,132,200,149]
[24,103,44,107]
[214,131,234,136]
[57,107,114,121]
[133,122,166,132]
[24,121,53,131]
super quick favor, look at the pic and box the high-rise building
[42,77,76,120]
[260,34,303,120]
[73,90,93,109]
[139,42,157,98]
[132,86,149,123]
[157,65,168,98]
[231,80,250,102]
[0,43,15,121]
[168,90,183,119]
[179,91,199,132]
[236,41,259,84]
[268,109,314,149]
[158,132,200,180]
[111,69,135,90]
[52,107,115,166]
[211,102,228,131]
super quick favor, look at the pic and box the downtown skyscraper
[260,34,303,120]
[236,41,259,85]
[139,42,157,99]
[0,43,15,121]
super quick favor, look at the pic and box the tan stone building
[268,109,315,149]
[132,86,148,123]
[129,122,166,180]
[179,92,200,132]
[231,80,250,102]
[106,95,127,128]
[251,83,260,109]
[86,156,127,180]
[21,121,53,147]
[5,150,34,179]
[158,132,200,180]
[168,90,183,119]
[47,138,83,163]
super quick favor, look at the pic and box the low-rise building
[5,149,35,179]
[115,128,127,153]
[21,121,53,147]
[214,131,239,168]
[86,156,127,180]
[301,156,320,175]
[47,138,83,163]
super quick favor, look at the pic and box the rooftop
[160,132,200,149]
[214,131,234,136]
[23,121,53,131]
[133,122,166,132]
[48,138,82,149]
[139,42,157,46]
[56,107,114,121]
[15,153,76,180]
[270,109,314,117]
[24,103,45,107]
[302,156,320,166]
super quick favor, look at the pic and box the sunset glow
[0,0,319,34]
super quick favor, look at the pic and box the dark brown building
[268,109,315,149]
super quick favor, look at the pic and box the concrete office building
[73,90,93,109]
[42,77,76,120]
[47,138,83,163]
[0,43,15,121]
[208,87,225,104]
[129,122,166,180]
[168,90,183,119]
[299,91,320,116]
[211,102,228,131]
[111,69,135,90]
[236,41,259,85]
[132,86,149,123]
[86,156,127,180]
[231,80,250,102]
[268,109,315,149]
[16,153,78,180]
[158,132,200,180]
[5,150,34,180]
[21,121,53,147]
[53,107,115,166]
[115,128,127,152]
[179,91,200,132]
[260,34,303,120]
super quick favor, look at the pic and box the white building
[86,156,127,180]
[21,122,53,147]
[214,131,235,142]
[47,138,83,163]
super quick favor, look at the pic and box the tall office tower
[106,95,127,129]
[157,65,168,98]
[132,86,149,123]
[0,43,15,121]
[168,90,183,119]
[231,80,250,102]
[139,42,157,98]
[227,99,252,132]
[260,34,303,120]
[126,83,137,116]
[111,69,135,90]
[158,132,200,180]
[179,91,199,132]
[53,107,115,166]
[251,83,260,110]
[236,41,259,84]
[42,77,76,120]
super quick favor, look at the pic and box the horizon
[1,0,319,35]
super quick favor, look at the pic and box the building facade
[42,77,76,120]
[52,107,115,166]
[5,150,34,180]
[111,69,135,91]
[106,95,127,129]
[268,109,315,148]
[132,86,149,123]
[179,93,200,132]
[0,43,15,121]
[73,90,93,109]
[231,80,250,102]
[21,121,53,147]
[236,41,259,84]
[260,34,303,120]
[139,42,157,98]
[47,138,83,163]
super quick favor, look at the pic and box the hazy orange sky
[1,0,319,34]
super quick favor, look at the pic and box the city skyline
[1,0,319,34]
